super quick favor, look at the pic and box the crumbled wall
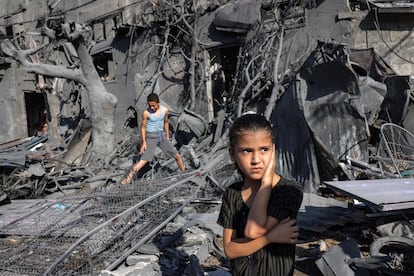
[0,64,28,142]
[354,13,414,76]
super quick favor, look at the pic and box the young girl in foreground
[217,113,304,276]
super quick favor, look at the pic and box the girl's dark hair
[229,113,274,148]
[147,93,159,103]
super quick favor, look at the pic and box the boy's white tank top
[146,106,165,132]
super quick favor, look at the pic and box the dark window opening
[209,46,239,116]
[92,50,115,82]
[24,92,48,136]
[0,63,11,82]
[5,25,13,37]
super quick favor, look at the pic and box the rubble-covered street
[1,0,414,275]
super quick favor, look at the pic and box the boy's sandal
[120,174,133,185]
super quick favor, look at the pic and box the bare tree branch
[265,25,285,119]
[1,39,84,83]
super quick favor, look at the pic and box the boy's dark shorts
[141,131,178,161]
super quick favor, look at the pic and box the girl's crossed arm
[223,217,298,259]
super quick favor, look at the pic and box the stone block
[126,254,159,266]
[93,23,104,42]
[353,30,368,48]
[397,64,413,76]
[390,30,411,42]
[366,30,390,43]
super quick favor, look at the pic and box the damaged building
[0,0,414,275]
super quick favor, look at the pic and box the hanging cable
[373,7,414,65]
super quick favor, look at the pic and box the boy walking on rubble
[121,93,185,184]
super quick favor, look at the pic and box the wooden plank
[57,119,92,169]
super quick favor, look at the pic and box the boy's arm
[140,111,149,153]
[163,107,170,140]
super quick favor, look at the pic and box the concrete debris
[376,221,414,239]
[214,0,261,33]
[315,239,370,276]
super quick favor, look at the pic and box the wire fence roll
[0,171,202,276]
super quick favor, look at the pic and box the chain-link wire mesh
[0,171,202,275]
[377,123,414,177]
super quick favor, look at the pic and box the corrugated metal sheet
[368,0,414,13]
[325,178,414,211]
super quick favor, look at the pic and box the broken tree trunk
[75,41,118,162]
[0,23,118,163]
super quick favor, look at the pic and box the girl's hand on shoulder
[262,144,276,187]
[266,217,299,244]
